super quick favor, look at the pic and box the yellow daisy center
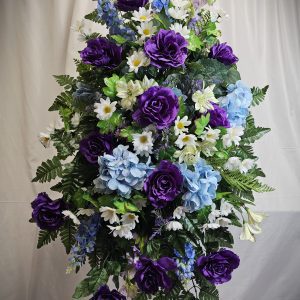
[133,59,141,67]
[103,105,112,114]
[140,16,147,21]
[143,28,150,35]
[182,136,190,143]
[140,135,148,144]
[177,122,184,129]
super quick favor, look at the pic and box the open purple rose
[144,29,188,69]
[116,0,148,11]
[209,43,238,66]
[144,160,183,208]
[90,284,126,300]
[134,256,177,294]
[79,132,114,164]
[80,37,122,69]
[206,103,230,128]
[196,249,240,285]
[132,86,179,130]
[31,193,65,231]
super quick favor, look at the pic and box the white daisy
[108,224,133,239]
[174,116,191,136]
[127,50,150,73]
[62,210,80,225]
[140,75,158,91]
[201,127,220,144]
[170,23,191,39]
[239,159,255,174]
[168,7,189,21]
[192,85,218,113]
[222,127,244,148]
[132,131,154,157]
[199,141,218,157]
[76,208,94,217]
[174,145,200,165]
[121,213,139,230]
[166,221,183,231]
[173,206,188,220]
[171,0,191,9]
[137,21,157,40]
[132,7,153,22]
[94,98,117,120]
[175,134,197,149]
[99,207,120,224]
[224,157,242,171]
[39,132,51,148]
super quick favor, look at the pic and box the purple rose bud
[132,86,179,130]
[79,132,114,164]
[207,103,230,128]
[144,160,183,208]
[31,193,65,231]
[80,37,123,69]
[196,249,240,285]
[90,284,126,300]
[144,29,188,69]
[134,256,177,294]
[116,0,149,12]
[209,43,239,66]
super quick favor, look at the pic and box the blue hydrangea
[69,214,100,268]
[219,80,253,127]
[174,243,196,281]
[95,145,152,198]
[151,0,170,12]
[97,0,135,40]
[179,159,221,212]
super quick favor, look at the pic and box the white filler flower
[132,7,153,22]
[175,134,197,149]
[222,127,244,148]
[170,23,191,39]
[94,98,117,120]
[127,50,150,73]
[99,207,120,224]
[174,116,191,136]
[137,21,157,40]
[132,131,154,157]
[192,85,218,113]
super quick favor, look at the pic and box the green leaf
[251,85,269,107]
[243,126,271,144]
[32,156,62,183]
[97,112,122,134]
[119,126,139,142]
[178,96,187,118]
[111,35,127,44]
[60,221,76,254]
[188,31,203,51]
[51,130,76,159]
[84,10,101,23]
[53,75,76,91]
[49,91,73,111]
[114,201,139,214]
[198,285,219,300]
[103,74,120,98]
[195,114,210,136]
[37,230,58,249]
[153,12,171,29]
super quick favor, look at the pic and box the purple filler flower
[134,256,177,294]
[132,86,179,130]
[209,43,239,66]
[90,284,126,300]
[144,160,183,208]
[206,103,230,128]
[196,249,240,285]
[116,0,149,12]
[144,29,188,69]
[79,132,114,164]
[31,193,65,231]
[80,37,122,69]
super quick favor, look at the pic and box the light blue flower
[219,80,253,127]
[151,0,170,12]
[95,145,152,198]
[179,159,221,212]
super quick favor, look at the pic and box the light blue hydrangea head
[179,159,221,212]
[94,145,152,198]
[219,80,253,127]
[151,0,170,12]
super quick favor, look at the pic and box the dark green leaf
[32,156,62,183]
[37,230,58,249]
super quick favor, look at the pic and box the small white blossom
[99,207,120,224]
[62,210,80,225]
[94,98,117,120]
[174,145,200,165]
[199,141,218,157]
[222,127,244,148]
[170,23,191,39]
[166,221,183,231]
[121,213,139,230]
[39,132,51,148]
[132,7,153,22]
[76,208,94,217]
[168,7,189,21]
[174,116,191,136]
[137,21,157,40]
[71,113,81,127]
[247,209,267,225]
[175,134,197,149]
[171,0,191,9]
[108,224,133,239]
[173,206,188,220]
[220,199,234,216]
[240,222,262,242]
[201,127,220,144]
[140,75,158,91]
[239,159,255,174]
[224,157,242,171]
[192,85,218,113]
[132,131,154,157]
[127,50,150,73]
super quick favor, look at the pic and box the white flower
[222,127,244,148]
[247,209,267,225]
[199,141,218,157]
[174,145,200,165]
[62,210,80,225]
[171,0,190,9]
[71,19,92,42]
[132,7,153,22]
[192,85,218,113]
[173,206,188,220]
[175,134,197,149]
[127,50,150,73]
[217,217,231,227]
[99,207,120,224]
[132,131,154,157]
[71,113,81,127]
[121,213,139,230]
[76,208,94,217]
[140,75,158,91]
[166,221,183,231]
[137,21,157,40]
[224,157,242,171]
[108,224,133,239]
[71,19,86,33]
[201,127,220,144]
[220,199,234,217]
[239,159,255,174]
[174,116,191,136]
[240,222,262,242]
[170,23,190,39]
[94,98,117,120]
[39,132,51,148]
[168,7,189,21]
[116,80,143,110]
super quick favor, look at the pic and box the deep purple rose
[90,285,126,300]
[206,103,230,128]
[80,37,122,69]
[134,256,177,294]
[132,86,179,130]
[79,132,114,164]
[209,43,238,66]
[116,0,148,11]
[31,193,65,231]
[144,160,183,208]
[144,29,188,68]
[196,249,240,285]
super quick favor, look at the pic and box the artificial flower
[198,141,218,157]
[239,159,255,173]
[99,206,120,224]
[174,116,191,136]
[247,209,267,225]
[224,157,242,171]
[209,42,238,66]
[90,284,126,300]
[174,145,200,165]
[240,222,262,242]
[38,132,51,148]
[222,127,244,148]
[170,23,191,39]
[132,131,154,157]
[127,49,150,73]
[77,208,95,217]
[168,6,189,20]
[94,97,117,120]
[62,210,81,225]
[205,103,230,128]
[108,224,133,239]
[116,0,149,12]
[173,206,188,220]
[166,221,183,231]
[132,7,153,22]
[192,85,218,113]
[175,134,197,149]
[200,127,220,144]
[121,213,139,229]
[140,75,158,91]
[71,112,81,127]
[137,21,157,40]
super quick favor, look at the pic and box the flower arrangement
[31,0,273,299]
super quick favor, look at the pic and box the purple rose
[209,43,238,66]
[31,193,65,231]
[79,132,114,164]
[132,86,179,130]
[144,160,183,208]
[196,249,240,285]
[116,0,148,11]
[90,285,126,300]
[80,37,122,69]
[206,103,230,128]
[144,29,188,69]
[134,256,177,294]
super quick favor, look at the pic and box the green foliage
[60,221,76,254]
[84,9,100,23]
[113,200,140,214]
[103,74,120,98]
[97,112,123,134]
[48,91,73,111]
[111,35,127,44]
[37,230,58,249]
[205,228,234,249]
[51,130,77,159]
[153,12,171,29]
[53,75,76,91]
[251,85,269,107]
[119,126,140,142]
[243,115,270,144]
[195,114,210,136]
[32,156,62,183]
[188,31,203,51]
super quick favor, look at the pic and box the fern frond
[32,156,62,183]
[59,221,76,254]
[48,91,73,111]
[53,75,76,90]
[251,85,269,107]
[37,230,58,249]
